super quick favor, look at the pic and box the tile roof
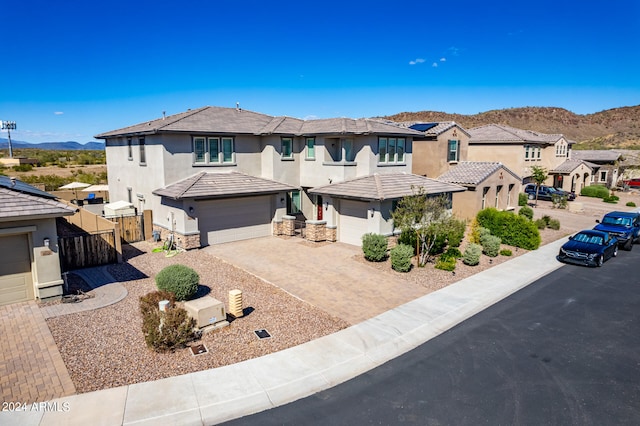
[152,171,298,200]
[0,186,76,221]
[550,159,595,173]
[437,162,522,186]
[96,106,422,138]
[468,124,564,145]
[0,175,56,199]
[571,150,622,162]
[309,173,465,201]
[409,122,471,137]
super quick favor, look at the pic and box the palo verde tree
[391,187,454,267]
[530,165,548,205]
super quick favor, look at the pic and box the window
[525,145,530,160]
[139,137,146,164]
[281,137,293,159]
[192,136,235,164]
[482,187,489,209]
[378,137,407,164]
[127,138,132,160]
[306,137,315,159]
[600,171,607,182]
[287,190,301,215]
[537,147,541,160]
[495,185,502,208]
[555,143,567,157]
[343,138,354,162]
[324,138,355,163]
[448,139,459,162]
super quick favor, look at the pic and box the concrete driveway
[204,237,431,325]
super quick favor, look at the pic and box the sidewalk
[1,239,567,426]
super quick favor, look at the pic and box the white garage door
[0,234,33,306]
[197,196,272,245]
[339,199,369,246]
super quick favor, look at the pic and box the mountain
[0,139,105,150]
[381,105,640,150]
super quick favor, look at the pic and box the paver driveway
[204,237,432,325]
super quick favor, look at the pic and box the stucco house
[437,162,522,220]
[0,176,76,306]
[409,122,471,178]
[571,150,623,188]
[97,106,464,248]
[466,124,592,192]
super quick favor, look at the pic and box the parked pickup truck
[594,211,640,251]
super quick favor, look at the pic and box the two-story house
[96,106,464,248]
[466,124,593,193]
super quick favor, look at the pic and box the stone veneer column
[325,225,337,242]
[305,220,326,242]
[273,220,283,236]
[282,215,296,236]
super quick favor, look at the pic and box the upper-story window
[127,138,133,160]
[193,136,235,164]
[524,145,541,161]
[325,138,355,162]
[281,137,293,159]
[555,142,567,157]
[448,139,460,162]
[378,137,406,164]
[139,137,146,164]
[306,137,315,160]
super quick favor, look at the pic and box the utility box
[184,296,226,328]
[229,289,243,318]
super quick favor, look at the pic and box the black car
[557,229,618,267]
[524,184,575,201]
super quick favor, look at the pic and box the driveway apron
[204,237,430,325]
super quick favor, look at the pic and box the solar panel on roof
[0,175,56,199]
[409,123,438,132]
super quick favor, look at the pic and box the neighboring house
[0,176,76,306]
[466,124,590,192]
[571,150,623,188]
[409,122,471,178]
[549,158,594,193]
[437,162,522,220]
[96,106,463,247]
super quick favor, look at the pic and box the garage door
[197,196,272,245]
[0,234,33,306]
[339,199,369,246]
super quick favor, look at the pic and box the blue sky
[1,0,639,143]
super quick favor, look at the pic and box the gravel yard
[43,191,639,394]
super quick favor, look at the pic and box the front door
[316,195,323,220]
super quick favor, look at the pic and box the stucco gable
[437,162,521,186]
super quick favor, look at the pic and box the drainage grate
[190,344,208,356]
[254,329,271,339]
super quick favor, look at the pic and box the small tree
[530,165,548,206]
[392,188,453,266]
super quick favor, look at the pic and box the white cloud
[54,111,64,115]
[440,57,446,62]
[409,58,426,65]
[432,62,438,68]
[448,46,460,56]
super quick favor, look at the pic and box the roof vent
[10,177,16,187]
[162,111,166,120]
[236,102,241,112]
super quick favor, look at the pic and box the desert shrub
[139,291,196,352]
[518,206,534,220]
[548,218,561,230]
[155,264,199,301]
[551,194,568,209]
[480,234,501,257]
[462,243,482,266]
[518,192,528,207]
[477,208,540,250]
[397,229,418,255]
[500,249,512,256]
[581,185,610,199]
[541,215,551,226]
[362,233,388,262]
[603,194,619,203]
[626,201,637,207]
[390,244,413,272]
[435,256,456,271]
[442,247,462,260]
[12,164,33,172]
[535,218,547,229]
[446,218,467,248]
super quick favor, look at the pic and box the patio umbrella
[81,184,109,192]
[59,181,91,201]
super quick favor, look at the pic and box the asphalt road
[224,248,640,425]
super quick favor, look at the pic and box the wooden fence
[58,230,118,272]
[110,215,144,243]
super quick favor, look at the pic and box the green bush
[462,243,482,266]
[626,201,637,207]
[518,206,534,220]
[480,234,501,257]
[397,229,417,255]
[442,247,462,260]
[581,185,610,199]
[12,164,33,172]
[551,193,568,209]
[548,218,561,230]
[446,218,467,248]
[435,256,457,271]
[518,193,528,207]
[535,218,547,229]
[390,244,413,272]
[477,208,541,250]
[500,249,512,256]
[139,291,196,352]
[603,195,619,204]
[155,264,199,301]
[362,233,388,262]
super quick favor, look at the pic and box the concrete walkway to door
[204,237,432,325]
